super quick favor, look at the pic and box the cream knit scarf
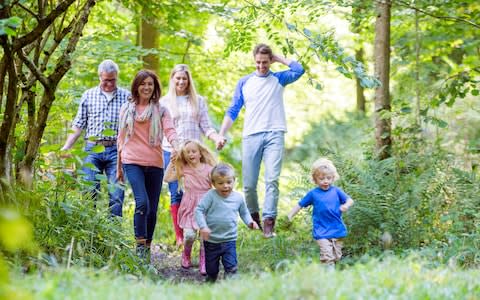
[119,101,163,146]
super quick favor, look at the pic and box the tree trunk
[355,47,367,113]
[0,0,96,191]
[374,0,392,160]
[140,15,159,72]
[17,0,96,186]
[0,38,18,181]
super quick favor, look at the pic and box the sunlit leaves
[0,16,21,36]
[101,129,116,137]
[0,209,36,252]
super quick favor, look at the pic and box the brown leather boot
[263,218,276,238]
[251,212,262,230]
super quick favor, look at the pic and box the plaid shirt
[162,95,216,151]
[72,86,130,141]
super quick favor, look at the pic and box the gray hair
[98,59,119,75]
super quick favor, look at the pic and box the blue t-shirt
[298,186,350,240]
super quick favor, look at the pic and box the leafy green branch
[224,0,380,90]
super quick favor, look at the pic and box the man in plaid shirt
[61,60,130,217]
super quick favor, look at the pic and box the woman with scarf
[117,69,179,259]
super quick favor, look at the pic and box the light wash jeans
[242,131,285,219]
[83,143,124,217]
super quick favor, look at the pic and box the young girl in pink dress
[165,139,216,275]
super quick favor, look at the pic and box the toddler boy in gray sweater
[195,163,259,282]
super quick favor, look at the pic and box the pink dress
[178,163,213,230]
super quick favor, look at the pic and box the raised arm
[271,54,292,66]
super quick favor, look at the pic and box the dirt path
[150,244,206,283]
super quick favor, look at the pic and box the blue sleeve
[298,190,314,208]
[226,75,251,121]
[335,187,350,205]
[273,61,305,87]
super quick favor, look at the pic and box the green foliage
[0,154,155,277]
[285,113,480,266]
[222,0,379,89]
[0,16,21,36]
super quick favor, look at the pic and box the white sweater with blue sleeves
[226,61,304,137]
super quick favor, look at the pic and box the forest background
[0,0,479,298]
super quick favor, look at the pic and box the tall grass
[6,255,480,299]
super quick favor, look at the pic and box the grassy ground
[4,254,480,299]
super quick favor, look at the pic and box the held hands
[200,227,211,241]
[116,165,124,183]
[211,133,227,150]
[276,215,292,230]
[249,221,260,230]
[215,137,227,150]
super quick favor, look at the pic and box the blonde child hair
[311,158,340,181]
[175,139,217,179]
[162,64,200,119]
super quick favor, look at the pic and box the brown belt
[88,140,116,146]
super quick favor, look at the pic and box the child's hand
[199,227,211,241]
[340,204,350,212]
[249,221,259,230]
[276,215,292,230]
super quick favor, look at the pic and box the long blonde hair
[175,139,217,179]
[162,64,200,119]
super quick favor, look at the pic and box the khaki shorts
[316,238,343,265]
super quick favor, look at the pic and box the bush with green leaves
[5,154,149,275]
[285,114,480,266]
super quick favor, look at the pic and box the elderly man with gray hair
[62,59,131,217]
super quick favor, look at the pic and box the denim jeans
[242,131,285,219]
[123,164,163,240]
[83,143,124,217]
[204,240,237,282]
[163,150,183,205]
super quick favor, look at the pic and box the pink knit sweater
[118,110,178,168]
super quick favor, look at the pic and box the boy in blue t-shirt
[287,158,354,266]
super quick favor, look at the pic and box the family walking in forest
[62,43,353,281]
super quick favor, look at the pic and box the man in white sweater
[219,43,305,238]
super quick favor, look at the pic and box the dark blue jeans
[163,150,183,205]
[204,240,238,282]
[123,164,164,240]
[83,143,124,217]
